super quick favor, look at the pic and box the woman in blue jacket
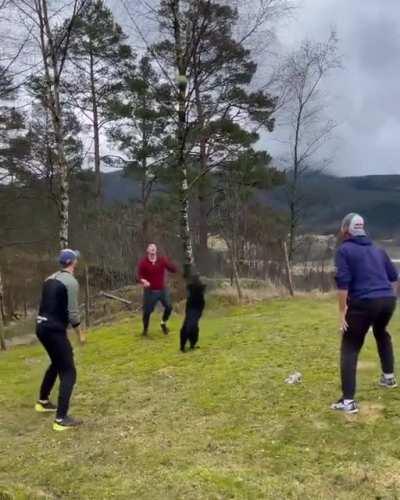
[332,213,399,414]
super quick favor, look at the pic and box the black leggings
[37,325,76,419]
[341,297,396,399]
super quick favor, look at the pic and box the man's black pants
[142,288,172,331]
[37,324,76,419]
[341,297,396,399]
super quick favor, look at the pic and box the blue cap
[58,249,80,266]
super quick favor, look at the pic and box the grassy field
[1,296,400,499]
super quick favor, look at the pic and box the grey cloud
[109,0,400,176]
[263,0,400,176]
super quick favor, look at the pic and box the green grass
[1,296,400,499]
[2,317,36,341]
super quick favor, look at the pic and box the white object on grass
[285,372,302,384]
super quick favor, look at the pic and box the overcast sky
[92,0,400,177]
[265,0,400,177]
[5,0,397,178]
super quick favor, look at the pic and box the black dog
[180,275,206,352]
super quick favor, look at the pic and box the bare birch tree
[276,33,340,261]
[11,0,87,248]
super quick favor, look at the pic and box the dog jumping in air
[180,274,206,352]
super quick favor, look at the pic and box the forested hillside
[102,170,400,238]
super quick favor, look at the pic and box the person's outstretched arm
[164,257,178,274]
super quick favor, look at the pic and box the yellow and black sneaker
[53,416,83,431]
[35,400,57,413]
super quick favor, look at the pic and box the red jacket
[137,256,177,290]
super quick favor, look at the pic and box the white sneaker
[379,375,398,388]
[331,398,359,414]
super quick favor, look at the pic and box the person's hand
[74,326,86,345]
[79,330,87,345]
[340,310,348,334]
[141,279,150,288]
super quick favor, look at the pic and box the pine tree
[154,0,276,275]
[106,55,172,246]
[0,67,29,184]
[65,0,134,204]
[10,0,88,248]
[189,1,276,268]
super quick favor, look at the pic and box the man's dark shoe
[35,400,57,413]
[53,416,83,431]
[141,329,148,337]
[161,323,169,335]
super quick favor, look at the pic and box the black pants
[142,289,172,331]
[180,308,202,351]
[341,297,396,399]
[37,324,76,419]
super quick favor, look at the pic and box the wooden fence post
[0,270,6,350]
[0,269,6,325]
[0,270,7,351]
[84,265,91,328]
[0,322,5,351]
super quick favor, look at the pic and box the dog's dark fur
[180,275,206,352]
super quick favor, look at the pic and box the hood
[344,236,373,247]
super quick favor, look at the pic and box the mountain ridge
[102,170,400,238]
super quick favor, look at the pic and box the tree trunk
[0,295,5,325]
[0,321,5,351]
[288,197,296,261]
[142,209,149,248]
[282,240,295,296]
[0,268,7,325]
[198,176,209,269]
[232,257,242,301]
[194,68,209,271]
[84,265,91,328]
[0,267,7,348]
[142,203,150,250]
[227,242,242,301]
[288,102,303,262]
[141,118,150,247]
[39,0,70,249]
[90,50,102,205]
[173,0,195,279]
[58,160,69,249]
[179,160,194,279]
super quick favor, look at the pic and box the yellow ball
[176,74,188,87]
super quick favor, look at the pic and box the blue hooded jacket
[335,236,398,300]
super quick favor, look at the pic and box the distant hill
[102,170,400,239]
[102,170,142,203]
[264,172,400,238]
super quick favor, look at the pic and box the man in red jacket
[137,243,178,336]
